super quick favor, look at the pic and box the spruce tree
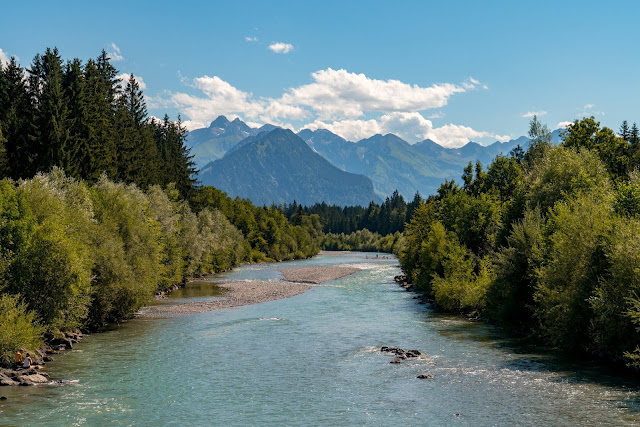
[63,58,92,179]
[154,115,197,198]
[115,74,158,186]
[83,51,119,181]
[631,123,640,145]
[0,124,8,178]
[0,58,35,179]
[620,120,630,141]
[28,48,69,173]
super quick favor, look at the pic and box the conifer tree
[0,58,35,179]
[154,115,197,198]
[28,48,69,172]
[630,123,640,145]
[83,51,119,181]
[115,74,158,186]
[62,58,92,179]
[620,120,630,141]
[0,124,8,178]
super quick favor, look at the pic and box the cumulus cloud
[557,121,573,129]
[280,69,481,120]
[167,69,499,143]
[245,36,258,42]
[116,73,147,90]
[107,43,124,61]
[0,48,9,66]
[268,42,294,54]
[303,112,509,148]
[0,48,18,66]
[521,110,547,118]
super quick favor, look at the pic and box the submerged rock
[417,374,434,379]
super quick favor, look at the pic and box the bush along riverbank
[0,171,322,379]
[398,117,640,372]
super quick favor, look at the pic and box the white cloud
[167,69,499,144]
[303,112,508,148]
[521,110,547,118]
[428,111,444,119]
[578,103,604,117]
[281,69,482,120]
[557,121,573,129]
[268,42,294,54]
[0,48,17,66]
[245,36,258,42]
[116,73,147,90]
[107,43,124,61]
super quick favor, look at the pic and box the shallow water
[1,252,639,426]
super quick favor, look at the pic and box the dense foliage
[399,116,640,367]
[0,48,196,197]
[320,229,405,253]
[281,190,422,235]
[0,171,321,364]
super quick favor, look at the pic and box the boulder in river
[417,374,434,379]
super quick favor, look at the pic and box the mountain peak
[199,129,378,206]
[209,115,230,128]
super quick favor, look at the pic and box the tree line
[280,190,423,236]
[399,116,640,368]
[0,48,196,197]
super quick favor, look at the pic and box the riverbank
[138,263,361,317]
[0,261,361,388]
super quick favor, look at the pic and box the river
[1,252,639,426]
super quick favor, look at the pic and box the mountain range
[188,116,563,205]
[198,128,379,206]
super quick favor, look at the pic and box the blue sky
[1,0,638,147]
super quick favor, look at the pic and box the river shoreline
[139,264,361,317]
[0,257,363,389]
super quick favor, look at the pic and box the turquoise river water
[1,252,639,426]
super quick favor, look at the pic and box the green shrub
[0,294,44,367]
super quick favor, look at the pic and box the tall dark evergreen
[0,58,35,179]
[83,51,119,181]
[28,48,69,172]
[620,120,630,141]
[630,122,639,145]
[115,74,158,186]
[62,58,91,179]
[0,124,8,177]
[154,115,197,198]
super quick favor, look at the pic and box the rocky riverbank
[0,330,83,387]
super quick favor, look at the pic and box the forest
[399,116,640,368]
[0,49,321,366]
